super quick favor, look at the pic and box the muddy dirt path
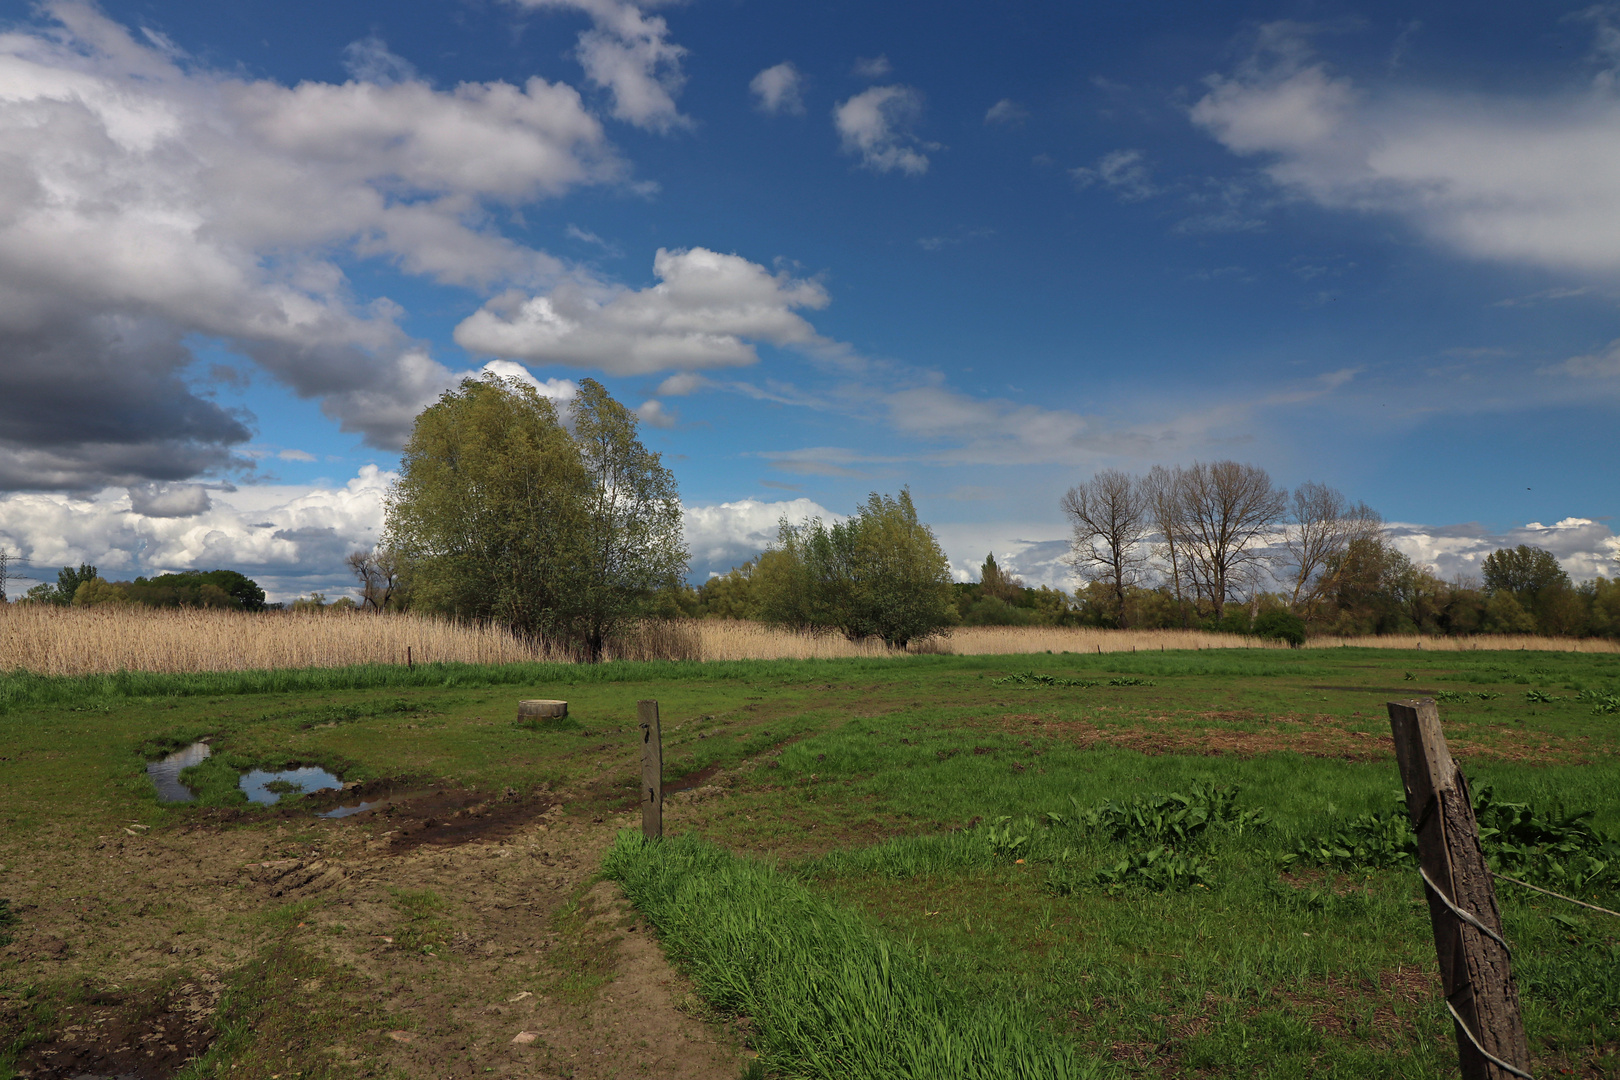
[3,787,747,1080]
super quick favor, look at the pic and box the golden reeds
[0,605,541,676]
[1304,633,1620,653]
[2,605,1614,677]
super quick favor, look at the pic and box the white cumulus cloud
[454,247,833,375]
[682,497,838,579]
[1191,18,1620,274]
[834,85,930,175]
[635,399,677,427]
[0,2,623,489]
[0,466,397,601]
[341,36,418,85]
[750,61,805,115]
[1387,517,1620,583]
[512,0,691,132]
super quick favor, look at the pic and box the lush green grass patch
[759,730,1620,1079]
[603,831,1104,1079]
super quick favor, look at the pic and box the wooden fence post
[1387,698,1533,1080]
[638,700,663,841]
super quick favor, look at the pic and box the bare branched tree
[1061,469,1151,627]
[1173,460,1287,621]
[1282,481,1382,618]
[1144,465,1193,626]
[347,547,403,612]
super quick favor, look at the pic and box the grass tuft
[602,832,1103,1080]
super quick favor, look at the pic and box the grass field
[0,646,1616,1078]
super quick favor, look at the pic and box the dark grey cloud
[0,315,251,490]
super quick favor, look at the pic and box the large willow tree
[383,373,686,658]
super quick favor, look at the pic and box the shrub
[1252,609,1307,646]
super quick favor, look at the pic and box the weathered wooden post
[638,700,663,840]
[1387,698,1533,1080]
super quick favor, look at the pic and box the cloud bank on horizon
[0,1,1615,604]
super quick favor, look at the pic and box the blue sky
[0,0,1616,599]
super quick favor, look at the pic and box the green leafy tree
[978,552,1023,603]
[1322,536,1420,634]
[1482,545,1570,599]
[1484,590,1537,634]
[696,561,760,619]
[1482,544,1576,635]
[1582,577,1620,638]
[52,563,97,605]
[1251,608,1306,646]
[569,379,687,660]
[383,373,686,658]
[124,570,266,610]
[71,577,130,606]
[384,372,591,643]
[756,490,954,648]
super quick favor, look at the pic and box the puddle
[321,800,382,819]
[146,742,211,802]
[239,766,343,805]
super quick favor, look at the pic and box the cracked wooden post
[638,700,663,841]
[1387,698,1532,1080]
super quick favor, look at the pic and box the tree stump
[517,699,568,722]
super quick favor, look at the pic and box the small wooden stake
[638,700,663,840]
[407,646,413,670]
[1387,698,1532,1080]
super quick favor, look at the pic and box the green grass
[4,645,1618,1078]
[734,721,1620,1078]
[604,831,1103,1079]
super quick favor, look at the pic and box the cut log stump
[517,699,568,722]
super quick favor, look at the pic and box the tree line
[1059,462,1620,641]
[18,565,267,611]
[13,380,1614,651]
[673,459,1619,646]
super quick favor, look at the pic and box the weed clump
[1078,847,1215,895]
[989,671,1155,688]
[1285,786,1620,895]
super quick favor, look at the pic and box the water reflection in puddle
[147,742,211,802]
[239,766,343,805]
[321,800,382,818]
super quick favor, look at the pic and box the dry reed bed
[1,606,1614,677]
[0,605,539,676]
[1310,633,1620,653]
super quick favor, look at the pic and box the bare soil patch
[1,783,743,1080]
[11,976,222,1080]
[978,710,1596,764]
